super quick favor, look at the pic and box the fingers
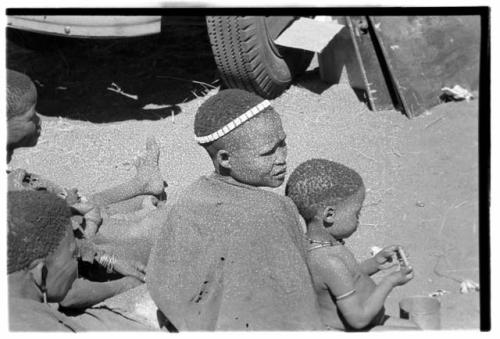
[133,269,146,283]
[382,262,399,270]
[401,265,414,280]
[383,245,399,253]
[133,271,146,283]
[71,202,97,215]
[135,261,147,273]
[134,262,147,282]
[402,265,413,274]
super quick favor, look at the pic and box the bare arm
[319,254,413,330]
[59,276,143,309]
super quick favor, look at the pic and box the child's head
[7,70,41,157]
[286,159,365,239]
[194,89,287,188]
[8,190,78,302]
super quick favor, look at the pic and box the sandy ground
[7,23,480,330]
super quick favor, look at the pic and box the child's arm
[59,276,143,309]
[359,245,398,276]
[320,255,413,330]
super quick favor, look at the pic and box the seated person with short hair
[8,190,83,331]
[8,190,156,331]
[6,69,40,163]
[285,159,419,331]
[147,89,324,331]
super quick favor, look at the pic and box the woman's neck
[8,271,43,302]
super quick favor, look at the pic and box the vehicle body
[7,14,481,117]
[7,15,311,100]
[7,16,163,37]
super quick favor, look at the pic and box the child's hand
[71,201,97,215]
[387,266,414,287]
[373,245,399,270]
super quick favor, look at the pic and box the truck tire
[206,16,312,99]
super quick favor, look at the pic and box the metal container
[399,296,441,330]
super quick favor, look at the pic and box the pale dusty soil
[7,23,480,330]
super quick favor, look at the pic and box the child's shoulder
[308,247,355,283]
[308,245,350,269]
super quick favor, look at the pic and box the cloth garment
[62,306,155,331]
[90,284,162,330]
[9,297,85,332]
[147,173,324,331]
[9,296,154,332]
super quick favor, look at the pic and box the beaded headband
[195,100,271,144]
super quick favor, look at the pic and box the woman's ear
[216,149,231,171]
[322,206,336,227]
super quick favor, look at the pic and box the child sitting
[7,69,41,163]
[286,158,419,331]
[147,89,324,331]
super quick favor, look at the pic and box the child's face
[328,191,365,239]
[7,105,41,149]
[228,110,288,187]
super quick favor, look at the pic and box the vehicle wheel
[206,16,313,99]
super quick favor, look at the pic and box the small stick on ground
[439,205,455,235]
[391,148,403,157]
[107,82,138,100]
[348,146,378,162]
[454,200,468,209]
[425,117,444,129]
[157,75,217,89]
[192,79,217,89]
[360,223,379,227]
[433,254,462,283]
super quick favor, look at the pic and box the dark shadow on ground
[294,67,371,110]
[6,17,219,123]
[293,68,333,95]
